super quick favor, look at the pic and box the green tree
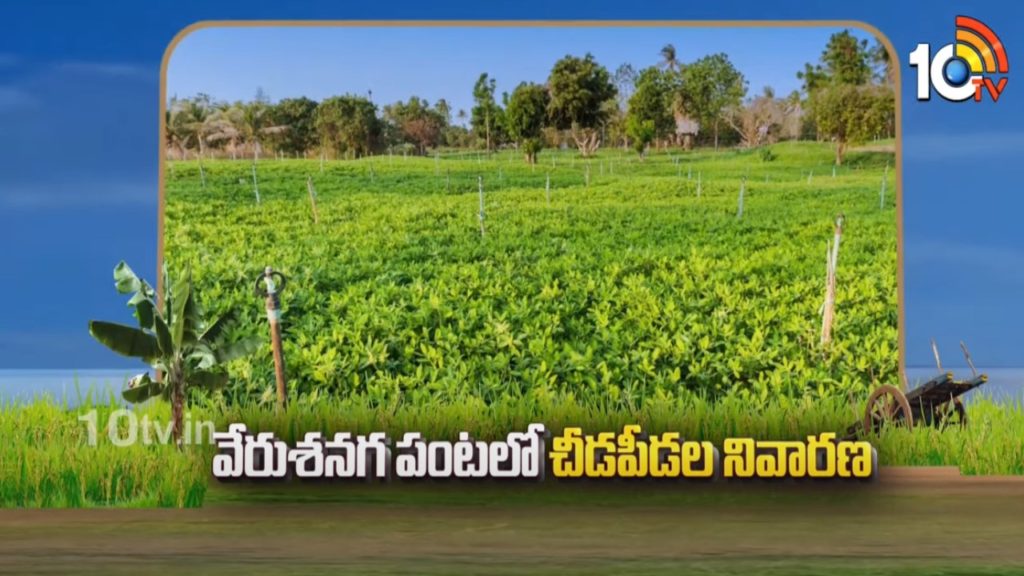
[238,101,288,161]
[169,94,216,158]
[504,82,550,164]
[819,30,873,86]
[88,262,260,446]
[625,67,678,156]
[315,95,381,158]
[812,83,892,165]
[471,73,504,151]
[871,39,896,87]
[626,117,656,157]
[546,53,617,156]
[384,97,446,154]
[270,97,319,157]
[679,53,746,150]
[800,30,893,155]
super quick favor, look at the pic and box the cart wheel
[936,398,968,428]
[863,385,914,434]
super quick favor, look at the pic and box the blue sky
[167,26,874,120]
[0,0,1023,370]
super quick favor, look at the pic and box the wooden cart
[845,341,988,439]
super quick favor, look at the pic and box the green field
[166,141,898,406]
[23,139,1024,512]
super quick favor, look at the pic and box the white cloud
[54,60,155,81]
[903,132,1024,161]
[0,86,36,112]
[0,180,156,209]
[906,237,1024,285]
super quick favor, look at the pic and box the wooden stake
[821,214,844,346]
[446,169,451,194]
[736,177,746,219]
[807,170,813,185]
[478,176,485,237]
[880,164,888,209]
[697,172,702,198]
[251,163,260,204]
[306,176,319,224]
[546,173,551,204]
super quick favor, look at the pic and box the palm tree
[238,102,288,161]
[165,105,192,160]
[660,44,680,72]
[205,103,243,160]
[181,98,213,158]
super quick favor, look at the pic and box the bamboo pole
[821,214,845,346]
[251,163,260,204]
[306,176,319,224]
[736,177,746,219]
[880,163,889,209]
[478,176,485,237]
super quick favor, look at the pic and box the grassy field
[2,393,1023,508]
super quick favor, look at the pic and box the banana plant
[89,261,261,446]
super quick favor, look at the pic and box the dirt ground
[1,468,1023,575]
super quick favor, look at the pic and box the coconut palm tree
[165,102,193,160]
[239,102,288,161]
[660,44,680,72]
[205,103,244,160]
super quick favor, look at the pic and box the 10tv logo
[910,16,1008,102]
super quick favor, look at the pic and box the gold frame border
[158,19,905,387]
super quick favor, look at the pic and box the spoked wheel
[863,385,914,435]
